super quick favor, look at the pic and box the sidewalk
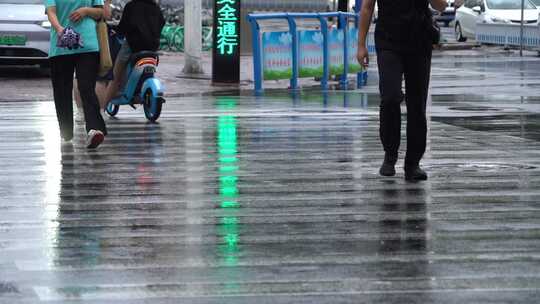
[159,51,333,96]
[1,46,540,103]
[137,44,538,97]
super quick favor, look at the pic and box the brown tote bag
[96,19,112,77]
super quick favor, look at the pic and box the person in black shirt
[357,0,446,181]
[104,0,165,104]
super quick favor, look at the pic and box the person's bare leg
[105,59,127,104]
[95,81,109,109]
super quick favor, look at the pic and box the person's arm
[430,0,447,12]
[357,0,375,68]
[46,6,64,36]
[70,6,103,23]
[103,0,112,21]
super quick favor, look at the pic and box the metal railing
[476,22,540,48]
[248,12,368,93]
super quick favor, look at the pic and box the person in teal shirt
[46,0,107,149]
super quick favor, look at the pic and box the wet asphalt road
[2,42,540,303]
[1,86,540,303]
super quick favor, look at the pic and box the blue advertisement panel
[329,29,344,75]
[299,30,324,78]
[262,32,293,80]
[261,28,361,82]
[348,27,362,73]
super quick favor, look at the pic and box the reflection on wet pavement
[1,92,540,303]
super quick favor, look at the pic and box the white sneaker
[86,129,105,149]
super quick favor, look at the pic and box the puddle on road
[433,114,540,142]
[205,90,540,142]
[448,106,502,112]
[424,162,537,172]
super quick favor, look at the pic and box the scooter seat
[129,51,159,67]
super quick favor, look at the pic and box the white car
[455,0,538,42]
[0,0,50,67]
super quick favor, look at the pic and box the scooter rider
[104,0,165,104]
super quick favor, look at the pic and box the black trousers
[376,49,432,168]
[50,52,107,141]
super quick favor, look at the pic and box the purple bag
[57,27,84,50]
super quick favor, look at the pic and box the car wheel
[455,22,467,42]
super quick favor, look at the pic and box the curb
[439,42,480,51]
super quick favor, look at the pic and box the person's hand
[70,8,87,23]
[55,26,65,38]
[357,45,369,69]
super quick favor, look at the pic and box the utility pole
[338,0,349,12]
[337,0,349,28]
[183,0,204,74]
[520,0,525,57]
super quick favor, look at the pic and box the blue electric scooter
[106,51,165,122]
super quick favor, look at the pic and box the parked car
[455,0,538,42]
[531,0,540,8]
[432,0,456,27]
[0,0,50,67]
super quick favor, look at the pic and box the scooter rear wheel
[106,102,120,117]
[143,89,162,122]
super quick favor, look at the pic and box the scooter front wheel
[143,89,162,122]
[106,102,120,117]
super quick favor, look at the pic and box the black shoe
[379,154,397,177]
[405,166,428,181]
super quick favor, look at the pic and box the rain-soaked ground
[1,90,540,304]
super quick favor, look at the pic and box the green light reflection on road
[216,97,241,276]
